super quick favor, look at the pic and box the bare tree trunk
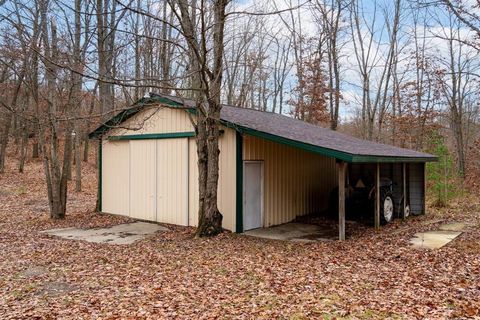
[0,113,12,173]
[84,82,98,163]
[18,121,28,173]
[0,75,27,173]
[73,0,82,191]
[315,0,344,130]
[96,0,115,119]
[173,0,228,236]
[39,4,73,219]
[32,142,39,158]
[350,0,401,141]
[160,0,174,94]
[74,130,82,192]
[134,0,141,100]
[95,139,101,212]
[83,138,89,162]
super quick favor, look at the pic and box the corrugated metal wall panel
[188,137,199,227]
[218,128,237,231]
[156,138,189,226]
[243,135,337,227]
[129,140,156,221]
[188,127,237,232]
[102,140,129,215]
[409,163,425,215]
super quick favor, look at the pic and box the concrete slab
[41,222,167,245]
[410,230,462,249]
[244,223,337,242]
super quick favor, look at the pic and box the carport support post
[338,161,346,241]
[375,163,380,230]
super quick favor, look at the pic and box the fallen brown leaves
[0,155,479,319]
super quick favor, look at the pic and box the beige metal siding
[218,128,237,231]
[109,107,194,136]
[156,138,189,226]
[188,127,237,231]
[101,107,237,231]
[129,140,156,221]
[188,138,199,227]
[243,135,337,227]
[102,140,129,215]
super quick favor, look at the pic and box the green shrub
[426,131,456,207]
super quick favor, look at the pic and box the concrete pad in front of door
[41,222,167,245]
[244,223,338,242]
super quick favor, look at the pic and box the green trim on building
[107,132,195,141]
[98,139,102,212]
[235,131,243,233]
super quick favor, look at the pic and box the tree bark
[74,131,82,192]
[0,113,12,173]
[173,0,228,236]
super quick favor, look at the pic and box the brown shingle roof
[90,93,436,163]
[155,94,436,162]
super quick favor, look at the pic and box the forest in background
[0,0,479,219]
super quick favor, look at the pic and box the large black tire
[380,190,395,225]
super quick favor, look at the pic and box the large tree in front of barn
[170,0,230,237]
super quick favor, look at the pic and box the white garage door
[128,138,189,225]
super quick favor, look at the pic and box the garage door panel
[156,138,188,225]
[102,140,129,215]
[188,138,199,227]
[130,140,156,221]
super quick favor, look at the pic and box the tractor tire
[380,190,395,225]
[403,204,411,218]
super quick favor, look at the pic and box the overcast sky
[228,0,479,119]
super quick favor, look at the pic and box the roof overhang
[89,95,437,163]
[228,125,437,163]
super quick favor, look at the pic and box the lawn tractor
[329,177,411,225]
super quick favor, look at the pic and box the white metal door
[243,161,263,231]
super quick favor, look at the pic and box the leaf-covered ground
[0,156,479,319]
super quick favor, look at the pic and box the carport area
[240,125,433,241]
[243,160,426,242]
[335,161,427,240]
[232,100,436,240]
